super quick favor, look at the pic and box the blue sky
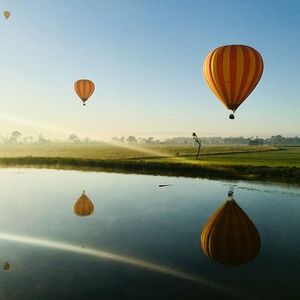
[0,0,299,139]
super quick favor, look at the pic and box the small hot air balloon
[74,79,95,106]
[74,191,94,216]
[203,45,263,119]
[3,11,10,20]
[3,261,10,271]
[200,193,260,265]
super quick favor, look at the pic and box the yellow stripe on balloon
[239,47,256,102]
[203,51,224,102]
[210,48,227,108]
[234,46,244,104]
[222,46,231,102]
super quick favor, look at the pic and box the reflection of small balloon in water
[3,11,10,20]
[3,261,10,271]
[74,191,94,217]
[200,194,260,265]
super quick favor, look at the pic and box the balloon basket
[229,114,235,119]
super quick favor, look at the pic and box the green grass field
[0,143,299,184]
[0,143,279,159]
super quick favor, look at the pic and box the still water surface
[0,168,299,299]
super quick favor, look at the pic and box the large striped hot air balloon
[74,79,95,106]
[203,45,263,119]
[74,191,94,217]
[200,197,260,265]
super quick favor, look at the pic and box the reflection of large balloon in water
[3,11,10,20]
[74,191,94,216]
[74,79,95,106]
[200,195,260,265]
[203,45,263,119]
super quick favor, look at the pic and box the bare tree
[192,132,201,159]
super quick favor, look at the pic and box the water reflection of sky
[0,168,299,299]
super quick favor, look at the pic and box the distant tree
[270,135,286,145]
[137,137,147,144]
[126,136,137,144]
[192,132,201,159]
[248,136,264,146]
[137,137,160,144]
[146,137,154,144]
[38,134,49,144]
[69,133,80,143]
[162,136,194,144]
[9,131,22,143]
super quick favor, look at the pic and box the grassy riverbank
[0,144,299,184]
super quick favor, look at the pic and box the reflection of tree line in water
[75,187,260,266]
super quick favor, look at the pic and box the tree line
[0,131,299,145]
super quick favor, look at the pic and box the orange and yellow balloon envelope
[203,45,263,119]
[74,79,95,106]
[201,198,260,265]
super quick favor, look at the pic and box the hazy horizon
[0,125,298,143]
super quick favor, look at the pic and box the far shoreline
[0,156,299,186]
